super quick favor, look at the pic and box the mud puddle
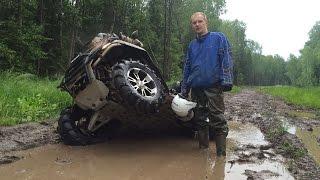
[0,121,294,180]
[223,121,294,180]
[279,116,320,165]
[0,137,210,180]
[295,127,320,165]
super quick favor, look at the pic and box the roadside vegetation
[230,86,241,94]
[257,86,320,109]
[265,117,307,160]
[0,72,71,126]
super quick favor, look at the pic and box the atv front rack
[58,49,100,97]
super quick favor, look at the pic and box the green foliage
[280,140,307,159]
[0,1,48,74]
[0,0,319,88]
[230,86,241,94]
[265,120,307,159]
[286,54,302,85]
[0,72,71,126]
[285,21,320,86]
[258,86,320,109]
[266,121,287,141]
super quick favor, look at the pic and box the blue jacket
[181,32,233,94]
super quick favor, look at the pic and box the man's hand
[164,94,174,103]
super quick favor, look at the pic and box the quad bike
[57,31,169,145]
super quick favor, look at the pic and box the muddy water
[227,121,269,146]
[279,116,297,134]
[224,121,294,180]
[0,122,294,180]
[0,137,209,180]
[280,116,320,165]
[296,127,320,165]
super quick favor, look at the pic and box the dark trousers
[191,87,228,136]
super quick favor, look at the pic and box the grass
[230,86,241,93]
[0,72,72,126]
[280,140,307,159]
[266,121,307,159]
[266,121,287,141]
[257,86,320,109]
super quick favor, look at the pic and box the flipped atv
[57,32,168,145]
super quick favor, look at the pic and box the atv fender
[97,40,169,93]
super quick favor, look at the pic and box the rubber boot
[215,135,226,156]
[193,108,210,149]
[198,125,209,149]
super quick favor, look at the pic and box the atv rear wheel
[112,60,164,113]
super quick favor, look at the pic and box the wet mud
[0,122,293,180]
[224,121,293,180]
[0,137,210,180]
[296,127,320,165]
[225,89,320,179]
[0,89,319,179]
[0,120,59,164]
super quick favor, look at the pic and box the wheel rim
[127,67,158,98]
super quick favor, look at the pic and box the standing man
[180,12,233,156]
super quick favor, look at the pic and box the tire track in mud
[224,89,320,180]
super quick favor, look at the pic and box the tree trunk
[68,29,76,64]
[37,0,44,75]
[18,0,23,28]
[68,0,80,64]
[59,0,63,64]
[163,0,168,80]
[167,0,172,80]
[163,0,172,81]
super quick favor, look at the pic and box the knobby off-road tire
[57,106,122,146]
[112,60,165,114]
[57,107,93,146]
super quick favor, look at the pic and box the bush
[0,72,71,125]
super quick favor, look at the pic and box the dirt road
[0,89,319,179]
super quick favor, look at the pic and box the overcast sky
[221,0,320,59]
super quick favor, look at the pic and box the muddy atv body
[57,32,168,145]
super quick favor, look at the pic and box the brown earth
[225,89,320,179]
[0,89,319,179]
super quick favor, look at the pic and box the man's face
[191,14,208,36]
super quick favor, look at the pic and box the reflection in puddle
[228,121,269,146]
[0,137,209,180]
[225,160,292,180]
[0,121,296,180]
[279,116,296,134]
[223,121,294,180]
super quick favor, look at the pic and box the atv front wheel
[112,60,164,113]
[57,106,121,145]
[57,106,93,145]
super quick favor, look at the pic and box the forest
[0,0,319,86]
